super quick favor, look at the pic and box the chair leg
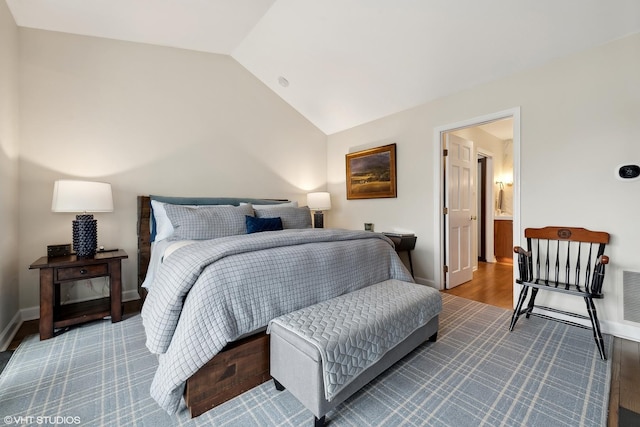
[509,285,529,331]
[524,288,539,319]
[584,296,607,360]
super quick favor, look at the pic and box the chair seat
[518,280,604,298]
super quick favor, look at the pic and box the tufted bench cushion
[268,279,441,426]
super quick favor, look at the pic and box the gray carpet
[0,294,612,426]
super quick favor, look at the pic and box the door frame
[433,107,521,298]
[477,155,487,263]
[477,149,496,264]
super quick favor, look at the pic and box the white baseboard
[518,307,640,343]
[122,290,141,304]
[602,319,640,342]
[20,306,39,322]
[0,310,22,352]
[413,276,437,289]
[21,290,140,322]
[4,290,142,348]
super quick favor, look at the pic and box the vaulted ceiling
[6,0,640,135]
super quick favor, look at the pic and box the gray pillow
[255,206,312,229]
[164,204,255,240]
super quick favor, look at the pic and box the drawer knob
[80,269,88,275]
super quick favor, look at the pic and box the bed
[136,195,414,416]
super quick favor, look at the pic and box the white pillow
[151,200,174,242]
[164,204,254,241]
[240,201,298,209]
[151,200,233,241]
[255,206,311,229]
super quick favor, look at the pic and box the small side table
[383,233,417,277]
[29,249,128,340]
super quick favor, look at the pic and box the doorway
[433,108,520,307]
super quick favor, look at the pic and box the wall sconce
[495,175,513,187]
[307,192,331,228]
[51,180,113,257]
[495,176,513,212]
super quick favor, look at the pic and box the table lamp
[307,192,331,228]
[51,180,113,257]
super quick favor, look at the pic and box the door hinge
[443,149,448,156]
[443,265,449,273]
[443,207,448,215]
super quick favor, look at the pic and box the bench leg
[509,285,529,331]
[273,378,285,391]
[584,296,607,360]
[314,415,326,427]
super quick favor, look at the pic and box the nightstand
[29,249,128,340]
[383,233,417,277]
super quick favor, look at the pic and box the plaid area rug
[0,350,12,375]
[0,294,611,427]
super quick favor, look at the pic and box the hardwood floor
[444,261,640,427]
[443,261,513,309]
[610,338,640,426]
[6,280,640,426]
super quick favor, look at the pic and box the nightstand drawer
[57,263,108,281]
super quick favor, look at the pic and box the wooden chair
[509,226,610,360]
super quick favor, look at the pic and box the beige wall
[0,1,20,348]
[17,29,327,313]
[327,33,640,339]
[4,17,639,341]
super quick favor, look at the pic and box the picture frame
[346,143,397,199]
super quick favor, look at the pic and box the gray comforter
[141,228,413,414]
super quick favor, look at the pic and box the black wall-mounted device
[617,164,640,181]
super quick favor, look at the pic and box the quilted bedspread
[268,279,442,401]
[141,228,413,414]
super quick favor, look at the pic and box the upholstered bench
[267,279,442,427]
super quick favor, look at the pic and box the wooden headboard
[137,196,152,301]
[136,195,290,302]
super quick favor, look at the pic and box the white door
[446,133,475,288]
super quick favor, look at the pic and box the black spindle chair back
[510,226,610,360]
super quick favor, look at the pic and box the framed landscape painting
[346,143,397,199]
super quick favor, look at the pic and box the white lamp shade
[307,192,331,211]
[51,180,114,213]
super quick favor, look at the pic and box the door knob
[470,215,477,220]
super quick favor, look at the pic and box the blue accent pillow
[245,216,283,234]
